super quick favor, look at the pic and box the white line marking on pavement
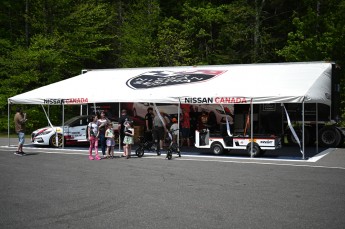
[170,158,345,170]
[307,148,334,162]
[1,146,342,170]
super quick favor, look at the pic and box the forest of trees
[0,0,344,133]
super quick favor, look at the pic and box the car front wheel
[49,134,63,147]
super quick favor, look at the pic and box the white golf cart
[195,129,282,157]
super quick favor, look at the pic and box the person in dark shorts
[152,111,167,154]
[144,107,154,142]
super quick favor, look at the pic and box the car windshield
[63,116,85,126]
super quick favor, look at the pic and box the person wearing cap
[118,109,130,156]
[170,117,179,144]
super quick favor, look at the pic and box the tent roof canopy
[8,61,333,106]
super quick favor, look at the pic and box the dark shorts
[153,127,165,141]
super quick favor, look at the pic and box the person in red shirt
[181,108,190,147]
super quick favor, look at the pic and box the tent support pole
[250,99,253,158]
[7,102,10,147]
[316,103,318,154]
[177,104,180,148]
[62,104,65,149]
[302,101,305,160]
[118,102,121,153]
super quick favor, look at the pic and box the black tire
[246,143,261,157]
[211,142,224,155]
[49,134,63,148]
[287,128,311,146]
[136,148,144,158]
[260,150,266,156]
[167,150,172,160]
[319,126,342,147]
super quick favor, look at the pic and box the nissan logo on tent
[126,70,226,89]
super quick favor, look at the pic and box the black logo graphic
[126,70,226,89]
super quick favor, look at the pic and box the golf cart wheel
[136,148,144,158]
[211,142,224,155]
[246,143,261,157]
[49,134,63,148]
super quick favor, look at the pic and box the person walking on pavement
[14,107,27,156]
[88,115,101,160]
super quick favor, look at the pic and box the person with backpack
[88,115,101,160]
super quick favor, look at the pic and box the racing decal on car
[126,70,226,89]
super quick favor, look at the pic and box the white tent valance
[8,62,333,106]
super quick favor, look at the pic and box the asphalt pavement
[1,138,345,229]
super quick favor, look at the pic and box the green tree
[117,0,160,67]
[154,17,194,66]
[277,0,345,124]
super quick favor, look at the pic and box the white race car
[31,115,118,147]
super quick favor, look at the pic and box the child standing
[123,121,134,159]
[105,122,115,159]
[88,115,101,160]
[170,118,179,144]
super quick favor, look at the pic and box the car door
[67,116,89,141]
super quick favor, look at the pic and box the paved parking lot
[1,138,345,228]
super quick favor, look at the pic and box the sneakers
[14,151,26,156]
[94,155,101,160]
[89,155,94,160]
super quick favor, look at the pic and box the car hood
[32,126,64,134]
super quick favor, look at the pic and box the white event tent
[8,62,332,106]
[8,61,334,158]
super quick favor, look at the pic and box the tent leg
[250,100,253,158]
[62,104,65,149]
[316,103,318,154]
[118,102,121,153]
[302,102,305,160]
[7,102,10,147]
